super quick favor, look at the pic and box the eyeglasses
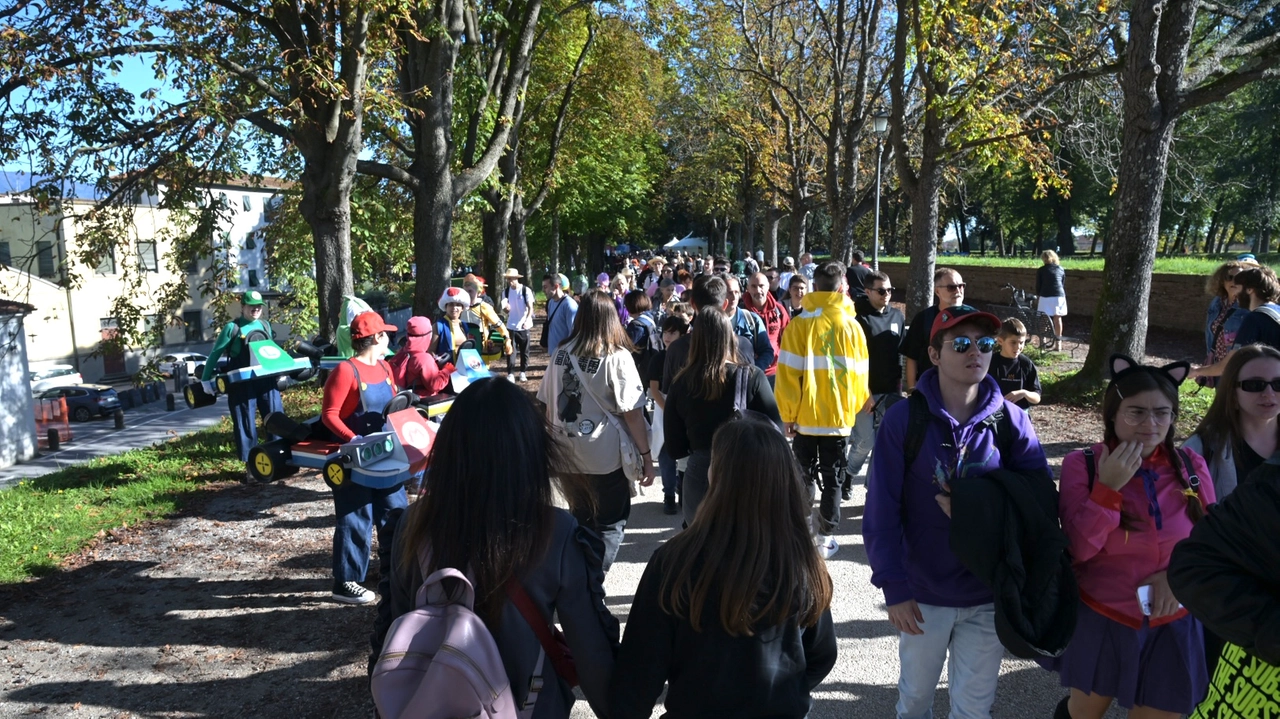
[950,336,997,354]
[1226,272,1240,284]
[939,283,966,292]
[1119,407,1175,425]
[869,287,893,295]
[1238,378,1280,392]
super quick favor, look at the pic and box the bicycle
[985,283,1059,351]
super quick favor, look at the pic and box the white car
[157,352,208,378]
[30,364,84,394]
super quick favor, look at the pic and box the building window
[218,231,231,247]
[244,232,257,250]
[183,310,203,342]
[137,240,158,272]
[247,269,259,287]
[100,317,118,330]
[0,241,10,265]
[36,241,56,279]
[185,253,199,275]
[242,195,252,211]
[144,314,163,335]
[96,247,116,275]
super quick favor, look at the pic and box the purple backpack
[372,564,541,719]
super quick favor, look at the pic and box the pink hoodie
[1059,442,1216,628]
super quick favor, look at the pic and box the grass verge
[0,385,323,584]
[1039,363,1214,439]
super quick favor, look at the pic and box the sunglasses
[939,283,966,292]
[1226,272,1240,283]
[869,287,893,295]
[950,336,997,354]
[1238,378,1280,392]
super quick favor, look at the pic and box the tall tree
[1076,0,1280,381]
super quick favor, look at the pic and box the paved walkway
[0,384,229,488]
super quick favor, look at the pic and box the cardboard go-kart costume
[184,291,316,463]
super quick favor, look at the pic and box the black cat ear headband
[1107,354,1191,398]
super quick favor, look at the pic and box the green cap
[242,290,265,306]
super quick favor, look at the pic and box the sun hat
[351,311,397,340]
[929,305,1001,343]
[502,268,522,279]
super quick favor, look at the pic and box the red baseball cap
[351,311,397,340]
[930,305,1001,343]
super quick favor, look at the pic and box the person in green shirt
[202,290,284,468]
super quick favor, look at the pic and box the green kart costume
[203,291,284,463]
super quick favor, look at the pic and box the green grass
[872,253,1276,276]
[1038,365,1213,439]
[0,385,323,584]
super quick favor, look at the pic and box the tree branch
[356,160,421,191]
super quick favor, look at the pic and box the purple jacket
[863,369,1049,608]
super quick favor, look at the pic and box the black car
[37,385,122,422]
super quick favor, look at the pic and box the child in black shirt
[987,318,1042,410]
[652,316,689,515]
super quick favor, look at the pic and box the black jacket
[609,545,837,719]
[664,364,781,459]
[1168,462,1280,665]
[949,467,1078,659]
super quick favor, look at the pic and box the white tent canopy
[662,233,708,254]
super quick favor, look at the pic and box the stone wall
[873,260,1207,334]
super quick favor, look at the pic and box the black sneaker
[332,581,376,605]
[663,495,677,515]
[841,484,853,501]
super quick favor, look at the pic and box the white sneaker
[816,535,839,559]
[518,372,527,382]
[507,374,518,383]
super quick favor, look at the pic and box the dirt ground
[0,312,1208,718]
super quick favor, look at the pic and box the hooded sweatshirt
[389,318,449,397]
[742,291,790,376]
[863,369,1049,608]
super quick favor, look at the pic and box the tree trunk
[549,208,560,276]
[789,204,807,260]
[765,203,783,267]
[297,166,355,343]
[413,167,456,317]
[743,191,758,259]
[956,205,970,254]
[904,159,942,318]
[1203,196,1224,253]
[510,197,532,283]
[1054,192,1075,255]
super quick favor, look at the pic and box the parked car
[30,364,84,394]
[37,384,121,422]
[157,352,208,378]
[192,356,229,379]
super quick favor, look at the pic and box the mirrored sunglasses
[950,336,997,354]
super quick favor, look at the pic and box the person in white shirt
[501,268,536,382]
[799,252,817,282]
[779,256,797,291]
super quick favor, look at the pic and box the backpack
[627,313,661,380]
[902,390,1014,470]
[372,565,524,719]
[731,365,782,431]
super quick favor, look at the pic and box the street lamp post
[871,111,890,271]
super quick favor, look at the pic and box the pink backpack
[372,565,544,719]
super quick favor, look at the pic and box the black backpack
[903,390,1015,470]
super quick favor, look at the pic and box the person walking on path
[776,261,871,559]
[541,272,579,356]
[1036,250,1068,349]
[724,274,775,376]
[863,305,1050,719]
[664,307,781,526]
[609,419,837,719]
[501,267,535,382]
[846,270,905,492]
[742,271,790,386]
[899,267,966,390]
[201,290,282,466]
[538,290,656,571]
[1199,260,1254,388]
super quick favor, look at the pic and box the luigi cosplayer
[201,290,285,468]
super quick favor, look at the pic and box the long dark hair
[673,306,743,399]
[658,420,833,636]
[1192,343,1280,461]
[1101,369,1205,524]
[563,289,634,358]
[397,378,593,623]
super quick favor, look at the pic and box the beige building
[0,176,290,383]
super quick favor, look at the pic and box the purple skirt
[1040,602,1208,713]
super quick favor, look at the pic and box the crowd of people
[311,249,1279,719]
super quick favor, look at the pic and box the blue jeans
[659,446,680,498]
[227,379,283,462]
[332,482,407,584]
[896,602,1004,719]
[572,468,631,572]
[848,393,899,479]
[682,450,712,526]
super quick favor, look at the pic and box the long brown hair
[673,306,743,400]
[1102,369,1205,524]
[658,420,833,635]
[562,289,634,358]
[1191,343,1280,461]
[397,377,594,623]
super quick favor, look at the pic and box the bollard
[165,392,176,411]
[47,428,60,451]
[114,409,125,430]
